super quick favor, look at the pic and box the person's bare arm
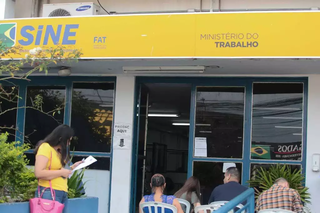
[139,197,145,213]
[194,202,203,213]
[173,198,184,213]
[194,202,201,208]
[35,155,71,180]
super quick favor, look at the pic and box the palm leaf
[247,164,310,204]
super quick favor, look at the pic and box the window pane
[195,87,245,158]
[71,83,114,153]
[251,83,303,161]
[26,153,35,165]
[25,86,65,148]
[0,86,18,142]
[193,161,242,204]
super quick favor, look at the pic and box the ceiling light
[199,131,212,133]
[123,66,205,74]
[148,114,178,117]
[196,124,211,127]
[172,123,210,126]
[172,123,190,126]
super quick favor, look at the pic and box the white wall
[13,0,320,18]
[83,170,110,213]
[0,0,15,19]
[109,76,135,213]
[306,75,320,213]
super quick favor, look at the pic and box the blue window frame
[6,76,115,156]
[2,76,116,213]
[131,77,308,212]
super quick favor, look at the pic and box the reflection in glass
[193,161,242,204]
[0,86,18,142]
[71,83,114,153]
[25,86,65,148]
[251,83,303,161]
[195,87,245,158]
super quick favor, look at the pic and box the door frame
[130,77,308,213]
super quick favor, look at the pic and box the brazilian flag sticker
[251,145,271,159]
[0,23,16,48]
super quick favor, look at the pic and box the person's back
[208,181,247,203]
[176,191,200,213]
[143,194,176,213]
[140,174,183,213]
[256,178,303,213]
[208,167,247,204]
[174,176,201,213]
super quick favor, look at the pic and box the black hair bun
[151,175,165,187]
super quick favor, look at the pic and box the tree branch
[0,106,62,124]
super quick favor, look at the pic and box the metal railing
[214,188,255,213]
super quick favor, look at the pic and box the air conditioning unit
[42,2,100,17]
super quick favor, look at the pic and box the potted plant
[0,133,37,212]
[0,133,99,213]
[248,164,311,212]
[66,162,99,213]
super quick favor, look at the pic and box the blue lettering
[94,36,107,43]
[62,24,79,45]
[35,25,44,45]
[18,26,35,46]
[43,25,62,45]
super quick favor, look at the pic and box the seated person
[256,177,303,213]
[174,176,201,213]
[139,174,183,213]
[208,167,247,204]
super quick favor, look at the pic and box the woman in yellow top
[34,125,83,209]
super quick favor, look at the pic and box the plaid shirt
[256,184,303,213]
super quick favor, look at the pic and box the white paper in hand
[73,156,97,171]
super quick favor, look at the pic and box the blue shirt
[142,194,175,213]
[208,181,248,204]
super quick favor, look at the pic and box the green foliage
[0,133,37,203]
[67,169,86,199]
[248,164,311,204]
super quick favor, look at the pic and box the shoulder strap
[37,151,55,199]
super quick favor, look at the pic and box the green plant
[248,164,311,204]
[0,133,37,203]
[67,169,86,199]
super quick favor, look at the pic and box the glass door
[189,85,249,204]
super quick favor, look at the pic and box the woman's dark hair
[35,124,74,167]
[174,176,201,203]
[151,174,166,193]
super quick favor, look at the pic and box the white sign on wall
[113,123,132,150]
